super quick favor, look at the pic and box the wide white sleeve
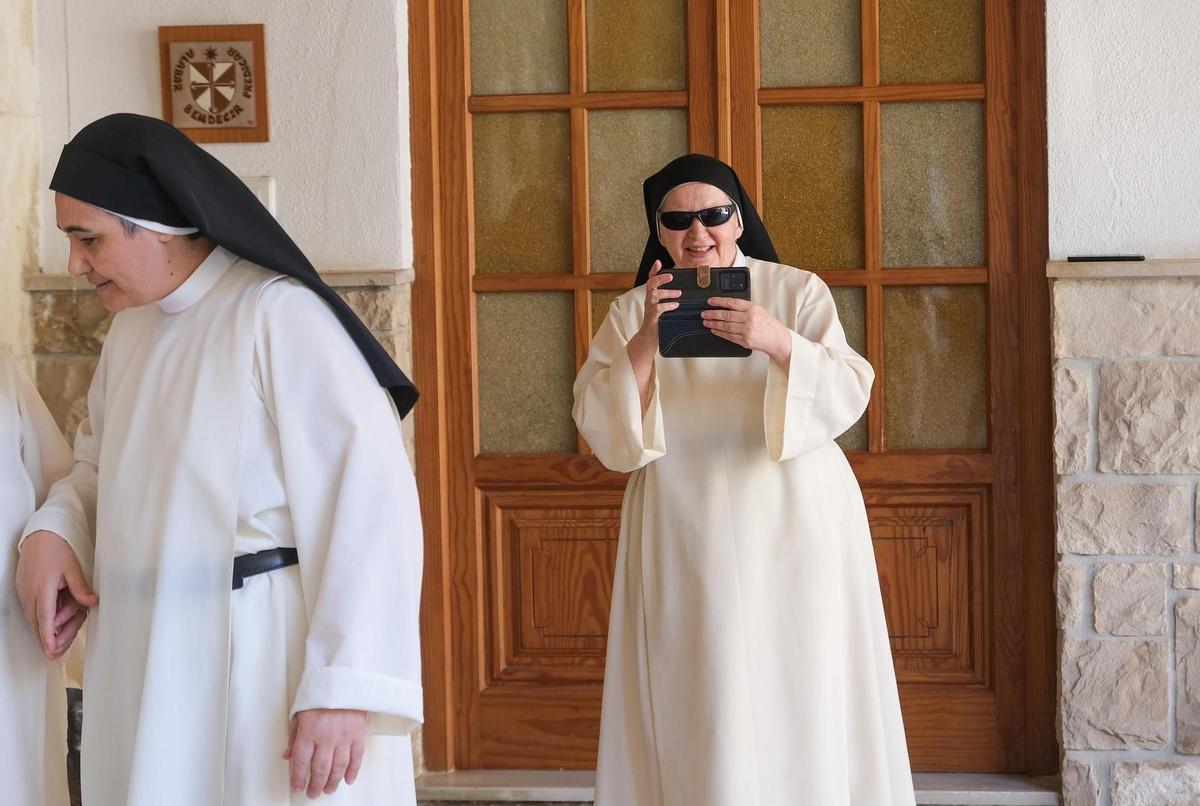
[572,299,666,472]
[13,360,73,503]
[763,274,874,462]
[257,284,423,736]
[21,350,106,580]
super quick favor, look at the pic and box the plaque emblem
[160,25,269,142]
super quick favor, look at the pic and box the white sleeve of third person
[12,359,73,504]
[20,349,108,581]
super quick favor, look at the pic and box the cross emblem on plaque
[189,51,236,115]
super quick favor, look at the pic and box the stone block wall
[25,269,415,458]
[1053,272,1200,806]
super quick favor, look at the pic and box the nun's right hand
[627,261,676,410]
[634,260,680,346]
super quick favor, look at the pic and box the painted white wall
[37,0,412,274]
[1047,0,1200,260]
[1,0,39,359]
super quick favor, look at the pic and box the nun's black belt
[232,547,299,590]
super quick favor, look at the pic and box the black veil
[634,153,778,286]
[51,113,418,417]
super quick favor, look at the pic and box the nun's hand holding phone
[701,298,793,368]
[627,260,679,411]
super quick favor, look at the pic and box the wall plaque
[158,24,269,143]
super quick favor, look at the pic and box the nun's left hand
[702,298,793,365]
[285,708,368,798]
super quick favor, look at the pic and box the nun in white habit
[1,353,73,805]
[573,154,915,806]
[15,113,424,806]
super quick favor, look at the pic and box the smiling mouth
[92,280,113,291]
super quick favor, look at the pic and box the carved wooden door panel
[411,0,1054,774]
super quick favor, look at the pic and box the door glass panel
[588,109,688,274]
[884,285,987,449]
[473,112,572,274]
[477,292,577,453]
[881,101,984,267]
[470,0,569,95]
[587,0,686,91]
[761,0,861,87]
[879,0,983,85]
[831,285,868,451]
[762,105,864,269]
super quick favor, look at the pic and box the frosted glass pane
[473,112,572,274]
[591,289,624,335]
[831,285,867,451]
[881,102,984,267]
[880,0,983,85]
[470,0,568,95]
[478,292,577,453]
[762,105,864,269]
[588,0,686,91]
[588,109,688,274]
[761,0,861,87]
[884,285,987,449]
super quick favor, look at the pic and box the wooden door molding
[1015,0,1056,774]
[408,0,1054,773]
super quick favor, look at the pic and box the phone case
[657,266,752,358]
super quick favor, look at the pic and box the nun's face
[657,182,744,268]
[55,194,180,313]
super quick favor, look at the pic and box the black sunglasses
[658,204,736,231]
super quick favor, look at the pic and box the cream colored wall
[36,0,413,276]
[0,0,39,360]
[1047,0,1200,260]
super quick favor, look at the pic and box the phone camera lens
[720,272,747,292]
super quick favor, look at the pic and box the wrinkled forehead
[658,181,734,212]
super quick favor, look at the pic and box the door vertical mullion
[727,0,762,202]
[861,0,881,87]
[686,0,717,154]
[864,99,884,452]
[862,0,884,452]
[568,0,586,94]
[570,0,590,453]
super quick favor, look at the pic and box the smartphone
[657,266,751,358]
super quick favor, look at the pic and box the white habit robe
[1,354,73,806]
[23,247,424,806]
[573,256,916,806]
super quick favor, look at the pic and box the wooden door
[410,0,1055,774]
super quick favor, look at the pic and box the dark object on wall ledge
[158,24,269,143]
[1066,254,1145,262]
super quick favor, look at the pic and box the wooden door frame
[408,0,1055,773]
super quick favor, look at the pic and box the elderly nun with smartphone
[572,154,915,806]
